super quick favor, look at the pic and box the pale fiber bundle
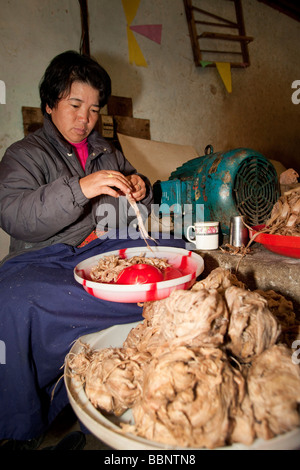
[161,288,229,348]
[126,193,157,250]
[123,320,166,356]
[191,266,245,293]
[126,346,248,449]
[247,344,300,440]
[68,267,300,449]
[225,286,280,363]
[242,186,300,258]
[90,254,170,283]
[264,186,300,236]
[69,345,151,416]
[279,169,299,185]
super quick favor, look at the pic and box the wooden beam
[198,32,253,43]
[258,0,300,22]
[235,0,251,65]
[183,0,202,66]
[78,0,90,55]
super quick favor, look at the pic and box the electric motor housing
[153,146,280,235]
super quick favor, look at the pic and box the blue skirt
[0,232,186,440]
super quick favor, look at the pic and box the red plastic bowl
[250,225,300,259]
[163,266,183,280]
[74,246,205,303]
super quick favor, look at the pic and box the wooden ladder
[183,0,254,68]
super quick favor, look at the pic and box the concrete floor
[38,405,111,450]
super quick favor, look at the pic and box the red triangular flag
[130,24,162,44]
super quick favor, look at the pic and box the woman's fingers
[127,174,146,201]
[104,171,133,196]
[79,171,133,199]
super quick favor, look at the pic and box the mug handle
[186,225,195,243]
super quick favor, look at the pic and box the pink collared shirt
[68,138,88,171]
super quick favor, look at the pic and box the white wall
[0,0,299,260]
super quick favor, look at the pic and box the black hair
[39,50,111,114]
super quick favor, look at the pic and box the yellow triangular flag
[122,0,141,25]
[127,27,148,67]
[215,62,232,93]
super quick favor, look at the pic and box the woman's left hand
[126,174,146,201]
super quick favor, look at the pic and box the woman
[0,51,185,448]
[0,50,153,263]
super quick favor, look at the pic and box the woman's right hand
[79,170,134,200]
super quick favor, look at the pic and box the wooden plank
[195,20,238,28]
[191,5,237,27]
[22,103,150,142]
[99,115,114,139]
[198,32,253,43]
[107,96,133,117]
[114,116,150,140]
[22,106,43,136]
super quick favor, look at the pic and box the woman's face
[46,81,100,143]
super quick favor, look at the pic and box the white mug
[186,221,219,250]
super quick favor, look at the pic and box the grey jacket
[0,114,153,262]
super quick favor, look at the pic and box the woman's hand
[126,174,146,201]
[79,170,134,199]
